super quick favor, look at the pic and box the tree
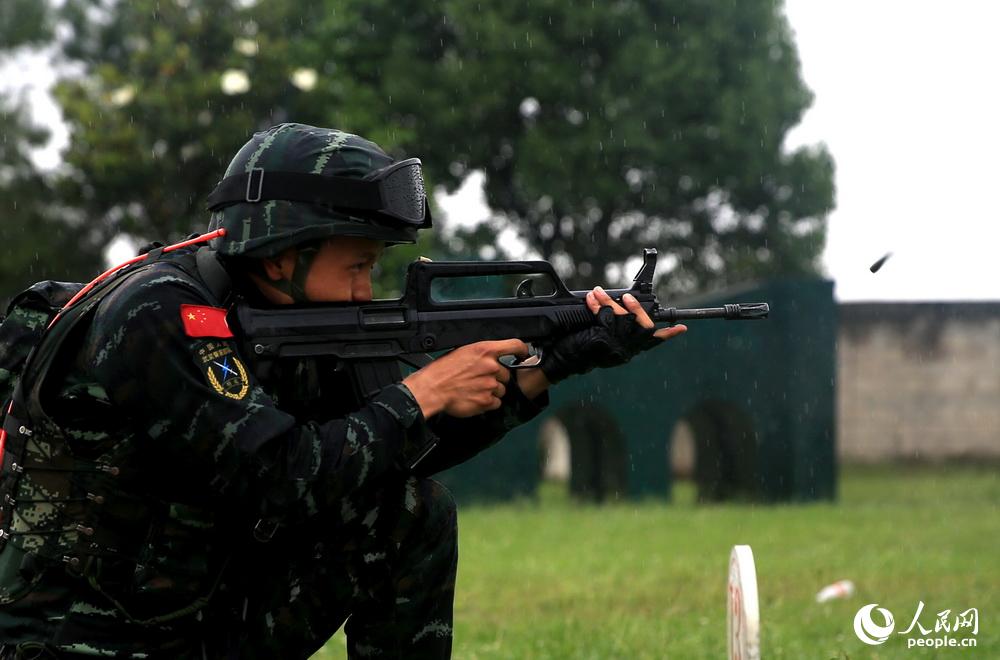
[12,0,832,301]
[49,0,444,295]
[0,100,107,309]
[0,0,105,308]
[307,0,835,292]
[0,0,51,49]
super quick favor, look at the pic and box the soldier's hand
[539,286,687,384]
[402,339,529,418]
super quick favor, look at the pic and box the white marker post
[727,545,760,660]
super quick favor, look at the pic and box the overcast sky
[4,1,999,301]
[782,0,1000,301]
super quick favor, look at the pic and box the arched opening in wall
[537,417,571,503]
[538,401,628,502]
[669,401,759,502]
[668,419,698,505]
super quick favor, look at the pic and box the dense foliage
[1,0,104,308]
[1,0,833,301]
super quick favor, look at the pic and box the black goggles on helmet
[205,158,432,228]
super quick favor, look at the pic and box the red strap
[180,305,234,338]
[48,228,227,330]
[0,401,12,468]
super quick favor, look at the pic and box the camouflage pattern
[0,281,84,405]
[208,123,421,258]
[228,476,459,659]
[0,247,549,657]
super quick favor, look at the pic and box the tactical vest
[0,244,235,624]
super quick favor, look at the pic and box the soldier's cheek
[307,272,351,303]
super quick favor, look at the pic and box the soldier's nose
[353,279,373,302]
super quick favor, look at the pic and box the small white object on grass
[728,545,760,660]
[815,579,856,603]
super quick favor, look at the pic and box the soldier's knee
[408,477,457,540]
[425,478,457,527]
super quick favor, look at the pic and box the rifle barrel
[653,302,769,322]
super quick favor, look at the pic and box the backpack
[0,232,229,541]
[0,280,86,411]
[0,281,86,474]
[0,275,140,540]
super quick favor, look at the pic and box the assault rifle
[233,248,769,402]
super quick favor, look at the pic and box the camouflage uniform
[0,125,549,658]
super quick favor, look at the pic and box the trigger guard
[498,344,542,369]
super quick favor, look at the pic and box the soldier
[0,123,685,658]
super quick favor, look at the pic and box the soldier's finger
[653,324,688,341]
[483,338,530,358]
[621,293,655,328]
[592,287,628,315]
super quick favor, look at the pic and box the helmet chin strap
[260,244,321,303]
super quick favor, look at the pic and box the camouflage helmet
[206,123,432,258]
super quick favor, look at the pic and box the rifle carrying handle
[406,259,573,307]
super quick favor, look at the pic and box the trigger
[498,344,542,369]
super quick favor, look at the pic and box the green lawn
[316,465,999,658]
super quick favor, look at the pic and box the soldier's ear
[260,248,297,282]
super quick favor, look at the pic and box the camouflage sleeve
[413,375,549,477]
[86,275,429,524]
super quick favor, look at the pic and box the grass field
[315,465,998,658]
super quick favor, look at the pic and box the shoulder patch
[196,342,250,400]
[181,304,234,338]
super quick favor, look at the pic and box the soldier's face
[304,236,385,302]
[256,236,385,303]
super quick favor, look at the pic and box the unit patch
[196,342,249,400]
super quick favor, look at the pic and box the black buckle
[407,439,439,471]
[253,518,278,543]
[246,168,264,203]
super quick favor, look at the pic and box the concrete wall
[838,302,1000,462]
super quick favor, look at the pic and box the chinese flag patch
[180,304,234,338]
